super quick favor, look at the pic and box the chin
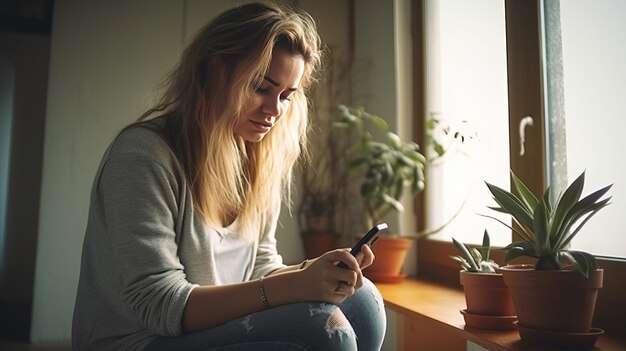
[243,133,266,143]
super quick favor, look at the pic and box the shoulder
[109,118,178,172]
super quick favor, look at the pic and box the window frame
[413,0,625,335]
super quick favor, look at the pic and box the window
[554,0,626,258]
[422,0,511,248]
[415,0,625,333]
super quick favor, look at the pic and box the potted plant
[484,170,612,348]
[332,105,473,283]
[299,192,340,259]
[450,230,517,330]
[332,105,427,283]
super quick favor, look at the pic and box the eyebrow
[264,76,298,92]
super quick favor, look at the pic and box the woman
[72,1,386,350]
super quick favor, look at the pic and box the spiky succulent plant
[484,171,612,278]
[450,230,499,273]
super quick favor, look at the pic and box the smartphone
[337,222,388,268]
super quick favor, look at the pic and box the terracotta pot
[460,271,516,316]
[500,265,604,333]
[363,236,412,284]
[301,231,338,259]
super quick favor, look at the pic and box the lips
[250,119,273,131]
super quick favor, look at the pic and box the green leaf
[485,182,534,230]
[542,187,553,215]
[452,237,479,271]
[511,171,539,213]
[504,247,527,263]
[554,184,612,250]
[397,153,417,167]
[481,230,491,261]
[405,150,427,164]
[471,248,483,264]
[533,200,550,254]
[573,250,597,272]
[548,171,586,241]
[558,198,612,249]
[425,118,438,130]
[504,240,539,261]
[381,193,404,212]
[387,132,401,148]
[411,166,425,194]
[364,141,389,152]
[363,112,389,131]
[433,143,445,157]
[449,255,472,271]
[559,250,596,278]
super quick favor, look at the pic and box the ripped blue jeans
[145,278,386,351]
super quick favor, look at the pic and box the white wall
[32,0,184,342]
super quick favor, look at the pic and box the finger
[359,244,375,269]
[335,269,358,287]
[334,281,355,297]
[354,266,364,289]
[355,250,364,265]
[322,248,353,263]
[336,251,361,272]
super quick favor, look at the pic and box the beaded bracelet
[258,276,270,309]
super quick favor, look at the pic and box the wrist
[262,270,304,306]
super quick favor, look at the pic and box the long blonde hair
[140,1,321,233]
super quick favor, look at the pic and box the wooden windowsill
[376,277,626,351]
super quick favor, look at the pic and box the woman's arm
[182,247,369,332]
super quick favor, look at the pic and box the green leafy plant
[450,230,499,273]
[332,105,427,227]
[483,170,612,278]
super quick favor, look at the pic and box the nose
[262,95,281,118]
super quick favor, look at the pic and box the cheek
[243,94,261,113]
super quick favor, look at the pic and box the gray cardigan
[72,123,286,350]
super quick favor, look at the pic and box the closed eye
[256,86,293,102]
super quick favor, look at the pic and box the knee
[305,303,358,351]
[351,277,387,349]
[361,277,386,314]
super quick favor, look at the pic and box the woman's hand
[296,249,363,304]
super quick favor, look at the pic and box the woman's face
[236,48,305,142]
